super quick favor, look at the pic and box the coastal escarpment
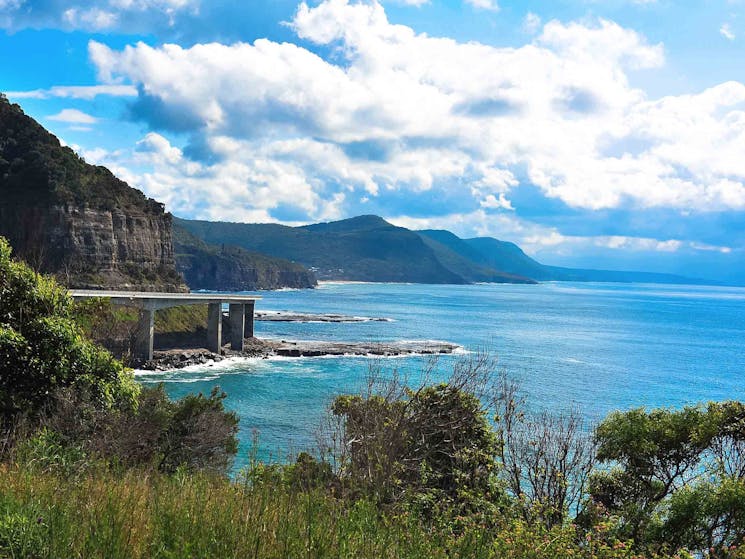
[173,224,317,291]
[0,204,183,290]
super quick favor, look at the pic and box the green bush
[331,382,503,517]
[589,402,745,555]
[0,236,139,418]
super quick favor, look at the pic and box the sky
[1,0,745,283]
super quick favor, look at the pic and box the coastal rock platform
[255,311,392,323]
[270,339,458,357]
[141,337,459,370]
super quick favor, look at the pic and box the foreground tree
[589,402,745,556]
[494,373,596,529]
[328,354,505,518]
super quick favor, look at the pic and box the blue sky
[2,0,745,283]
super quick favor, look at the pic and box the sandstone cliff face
[0,204,184,291]
[176,252,317,291]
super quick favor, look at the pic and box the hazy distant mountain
[417,230,537,283]
[461,236,710,285]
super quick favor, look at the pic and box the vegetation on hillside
[1,233,743,557]
[175,215,475,284]
[178,214,705,286]
[0,93,161,213]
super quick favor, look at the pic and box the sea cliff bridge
[69,291,260,362]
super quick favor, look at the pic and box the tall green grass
[0,464,663,559]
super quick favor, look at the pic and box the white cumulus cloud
[720,23,736,40]
[464,0,498,11]
[0,0,198,31]
[47,108,99,124]
[82,0,745,226]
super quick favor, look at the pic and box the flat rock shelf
[141,338,460,370]
[255,311,392,323]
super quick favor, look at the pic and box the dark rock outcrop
[0,93,185,291]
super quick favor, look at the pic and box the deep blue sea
[136,281,745,470]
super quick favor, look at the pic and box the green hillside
[175,215,472,284]
[462,236,553,280]
[177,214,710,286]
[417,230,536,284]
[0,93,161,213]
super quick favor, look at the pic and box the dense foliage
[588,402,745,555]
[0,236,139,417]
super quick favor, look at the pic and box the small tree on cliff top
[0,236,139,419]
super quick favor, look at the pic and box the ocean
[135,281,745,470]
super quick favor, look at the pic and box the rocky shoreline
[255,311,392,323]
[140,337,459,371]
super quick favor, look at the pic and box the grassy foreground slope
[0,465,639,559]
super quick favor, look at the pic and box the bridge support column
[136,307,155,363]
[244,301,255,338]
[207,302,223,353]
[229,303,245,351]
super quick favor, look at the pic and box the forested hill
[178,215,709,286]
[174,215,491,284]
[175,215,535,284]
[0,93,185,291]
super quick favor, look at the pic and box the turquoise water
[136,282,745,469]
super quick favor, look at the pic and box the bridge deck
[69,290,260,309]
[69,290,261,362]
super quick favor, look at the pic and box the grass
[0,463,649,559]
[154,304,208,335]
[0,465,453,559]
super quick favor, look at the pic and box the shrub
[330,365,504,517]
[0,236,139,419]
[35,385,240,475]
[589,402,745,555]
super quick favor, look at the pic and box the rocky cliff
[0,93,185,291]
[173,224,317,290]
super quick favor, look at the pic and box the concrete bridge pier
[245,301,255,339]
[207,303,223,354]
[229,303,245,350]
[136,307,155,364]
